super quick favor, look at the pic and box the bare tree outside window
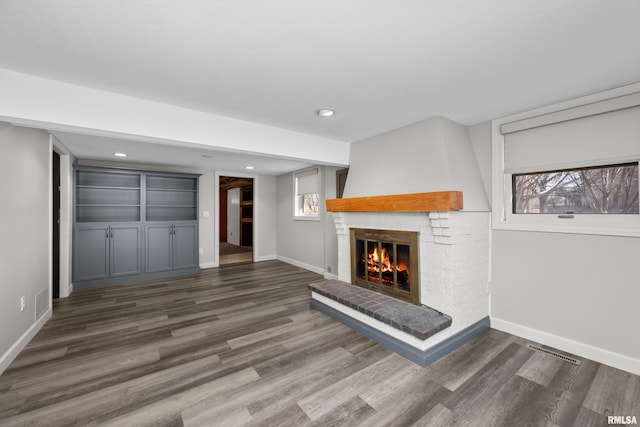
[302,193,319,215]
[513,163,639,214]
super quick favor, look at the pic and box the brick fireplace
[309,191,490,365]
[351,228,419,304]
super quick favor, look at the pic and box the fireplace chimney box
[343,116,489,212]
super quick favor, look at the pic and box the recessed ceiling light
[245,166,254,170]
[317,109,335,117]
[113,152,127,157]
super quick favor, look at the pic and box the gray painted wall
[256,175,277,260]
[0,123,51,368]
[323,166,340,277]
[276,166,337,273]
[492,229,640,359]
[471,120,640,361]
[468,121,492,203]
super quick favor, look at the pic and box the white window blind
[296,168,319,195]
[502,98,640,174]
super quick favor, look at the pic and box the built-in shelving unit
[240,186,253,247]
[75,169,141,223]
[73,166,200,290]
[146,175,198,222]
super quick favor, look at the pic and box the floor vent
[527,344,582,365]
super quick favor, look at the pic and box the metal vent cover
[527,344,582,365]
[35,288,49,321]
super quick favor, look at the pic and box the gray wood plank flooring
[0,260,638,426]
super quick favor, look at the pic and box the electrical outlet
[20,295,25,312]
[199,248,204,254]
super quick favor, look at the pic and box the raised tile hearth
[316,191,491,366]
[309,280,452,340]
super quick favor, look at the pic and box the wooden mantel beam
[325,191,463,213]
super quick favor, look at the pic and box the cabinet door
[74,225,109,281]
[110,225,142,277]
[145,224,173,273]
[173,224,198,270]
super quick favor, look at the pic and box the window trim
[293,167,321,221]
[492,82,640,237]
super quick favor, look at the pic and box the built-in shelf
[75,169,142,223]
[73,166,201,289]
[145,175,197,222]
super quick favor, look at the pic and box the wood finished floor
[1,260,638,426]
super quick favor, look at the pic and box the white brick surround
[329,210,490,349]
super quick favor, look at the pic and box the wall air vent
[35,288,49,321]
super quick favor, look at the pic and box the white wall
[344,116,490,212]
[0,68,350,167]
[226,188,240,245]
[0,122,52,373]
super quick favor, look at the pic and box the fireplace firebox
[350,228,419,305]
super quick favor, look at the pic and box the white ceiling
[1,0,639,173]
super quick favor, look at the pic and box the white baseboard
[0,309,52,375]
[254,254,277,263]
[491,317,640,376]
[276,255,325,275]
[199,262,217,269]
[323,272,339,280]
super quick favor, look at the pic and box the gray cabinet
[74,225,109,281]
[73,166,200,290]
[146,224,172,273]
[110,225,143,277]
[74,224,142,282]
[174,224,198,270]
[146,223,197,273]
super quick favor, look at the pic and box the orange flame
[366,245,399,273]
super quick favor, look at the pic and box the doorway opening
[219,176,253,265]
[52,151,60,299]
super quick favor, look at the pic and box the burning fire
[363,244,409,286]
[369,246,392,272]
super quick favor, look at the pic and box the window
[294,168,320,219]
[513,163,639,214]
[492,84,640,236]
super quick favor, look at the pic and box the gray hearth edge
[309,280,490,367]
